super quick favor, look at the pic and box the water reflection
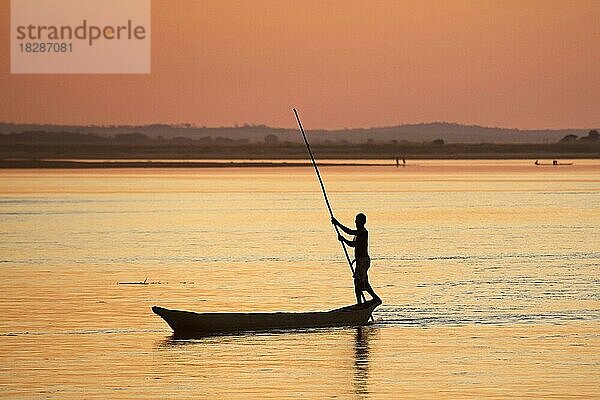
[353,326,377,399]
[155,326,381,399]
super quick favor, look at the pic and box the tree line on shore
[1,129,598,160]
[1,129,598,146]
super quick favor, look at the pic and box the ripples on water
[0,161,599,398]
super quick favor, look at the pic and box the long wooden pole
[293,109,367,307]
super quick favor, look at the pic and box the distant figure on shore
[332,214,382,305]
[553,160,558,166]
[395,157,407,168]
[535,160,539,166]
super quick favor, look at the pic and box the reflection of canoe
[152,300,381,336]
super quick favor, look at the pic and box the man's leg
[354,277,363,304]
[364,282,381,303]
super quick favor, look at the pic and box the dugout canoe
[152,299,381,336]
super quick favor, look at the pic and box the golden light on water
[0,161,598,398]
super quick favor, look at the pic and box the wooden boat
[152,299,381,336]
[534,161,573,166]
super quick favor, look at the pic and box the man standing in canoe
[332,213,382,305]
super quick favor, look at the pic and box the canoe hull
[152,300,380,336]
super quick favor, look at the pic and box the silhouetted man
[332,214,382,305]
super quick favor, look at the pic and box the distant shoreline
[0,156,595,169]
[2,137,599,165]
[0,160,382,169]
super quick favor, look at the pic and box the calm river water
[1,160,599,398]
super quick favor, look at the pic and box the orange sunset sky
[0,0,598,129]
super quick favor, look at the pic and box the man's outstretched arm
[338,234,356,247]
[331,217,357,235]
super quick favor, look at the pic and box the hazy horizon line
[0,120,596,132]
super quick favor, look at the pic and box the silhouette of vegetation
[580,130,599,141]
[0,126,598,167]
[264,134,279,144]
[559,134,578,143]
[0,121,593,144]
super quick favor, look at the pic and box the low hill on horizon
[0,121,595,144]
